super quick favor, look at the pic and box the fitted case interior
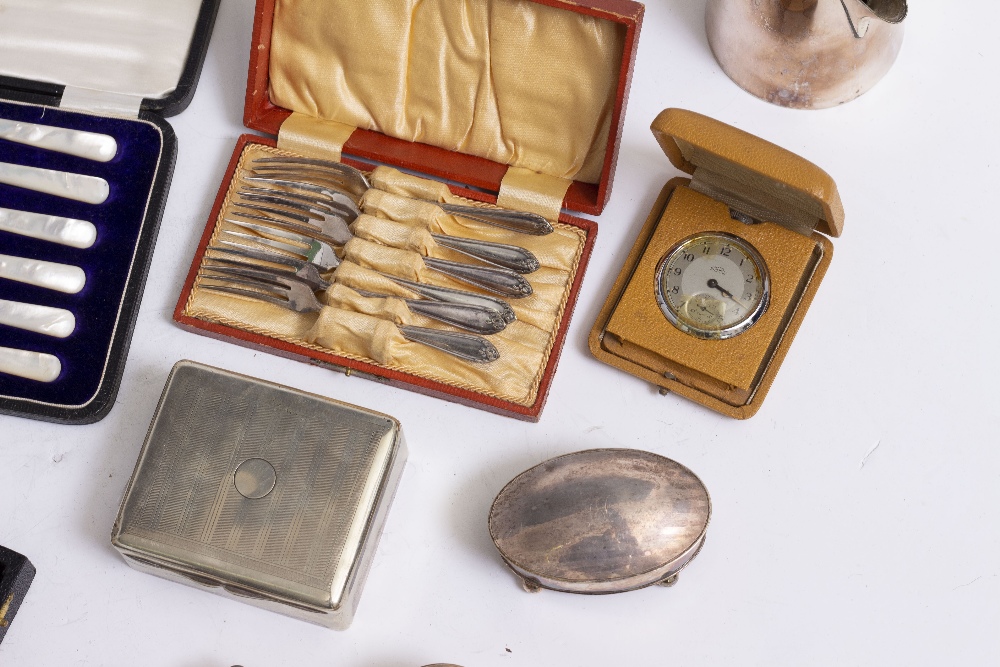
[245,0,643,216]
[180,143,587,410]
[0,100,164,414]
[0,0,205,103]
[176,0,635,420]
[268,0,625,186]
[0,1,219,423]
[590,109,844,419]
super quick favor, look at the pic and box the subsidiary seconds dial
[656,233,770,340]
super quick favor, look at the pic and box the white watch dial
[656,233,770,340]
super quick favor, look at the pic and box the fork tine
[243,176,361,219]
[224,220,341,271]
[250,167,367,199]
[223,228,309,256]
[199,280,292,311]
[213,240,304,270]
[200,269,323,313]
[253,157,372,192]
[232,201,354,246]
[204,255,332,291]
[229,211,344,246]
[239,187,343,215]
[233,202,312,224]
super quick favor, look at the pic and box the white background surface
[2,1,998,665]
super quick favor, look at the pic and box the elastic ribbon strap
[497,166,571,222]
[277,112,357,161]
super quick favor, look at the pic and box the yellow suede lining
[183,143,586,407]
[268,0,626,184]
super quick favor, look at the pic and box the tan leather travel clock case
[590,109,845,419]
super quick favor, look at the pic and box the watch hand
[707,279,749,310]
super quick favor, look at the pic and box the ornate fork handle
[422,257,532,298]
[398,325,500,363]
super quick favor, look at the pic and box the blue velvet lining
[0,100,162,406]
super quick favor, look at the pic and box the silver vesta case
[111,360,407,629]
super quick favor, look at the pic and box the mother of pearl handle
[0,119,117,162]
[0,299,76,338]
[0,254,86,294]
[0,346,61,383]
[0,207,97,249]
[0,161,109,204]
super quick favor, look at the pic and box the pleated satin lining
[268,0,626,185]
[182,143,586,407]
[0,0,204,100]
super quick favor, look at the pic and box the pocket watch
[655,232,770,340]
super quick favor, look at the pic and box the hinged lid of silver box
[111,360,407,629]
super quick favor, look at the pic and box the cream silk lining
[278,114,357,162]
[267,0,626,185]
[183,144,586,407]
[0,0,203,101]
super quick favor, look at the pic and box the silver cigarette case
[111,360,406,629]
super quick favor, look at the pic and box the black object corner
[142,0,223,118]
[0,546,36,645]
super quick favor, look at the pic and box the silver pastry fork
[203,260,508,335]
[233,193,541,274]
[250,157,554,235]
[224,219,533,298]
[199,268,500,363]
[209,238,516,323]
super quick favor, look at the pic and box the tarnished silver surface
[234,194,540,274]
[198,268,501,363]
[0,346,61,383]
[706,0,907,109]
[251,157,555,236]
[0,118,118,162]
[489,449,711,594]
[227,215,532,298]
[0,206,97,249]
[0,161,110,204]
[0,299,76,338]
[111,361,407,630]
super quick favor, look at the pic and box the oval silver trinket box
[489,449,711,594]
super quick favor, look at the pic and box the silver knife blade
[0,161,109,204]
[0,299,76,338]
[0,118,118,162]
[0,206,97,249]
[0,254,86,294]
[0,346,61,382]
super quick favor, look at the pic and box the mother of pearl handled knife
[0,299,76,338]
[0,161,109,204]
[0,206,97,249]
[0,119,118,162]
[0,254,87,294]
[0,346,61,382]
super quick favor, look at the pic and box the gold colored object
[489,449,710,594]
[269,0,626,184]
[706,0,907,109]
[0,594,12,628]
[590,109,844,419]
[111,360,407,630]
